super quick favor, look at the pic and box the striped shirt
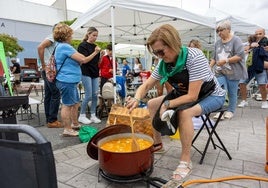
[151,47,226,96]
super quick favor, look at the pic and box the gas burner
[98,167,168,187]
[98,166,153,183]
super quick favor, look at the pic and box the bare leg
[178,104,202,162]
[239,83,247,101]
[71,103,80,125]
[259,84,267,101]
[147,96,165,144]
[61,105,72,130]
[173,104,202,181]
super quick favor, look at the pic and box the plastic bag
[79,126,98,143]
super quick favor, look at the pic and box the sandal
[62,129,79,137]
[71,123,81,129]
[172,161,192,182]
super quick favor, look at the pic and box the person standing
[210,20,247,119]
[53,23,98,136]
[237,34,258,108]
[99,44,114,94]
[11,58,21,79]
[11,57,21,88]
[122,59,131,77]
[248,28,268,108]
[133,57,143,77]
[78,27,103,124]
[37,25,62,128]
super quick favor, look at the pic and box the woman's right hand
[95,46,101,53]
[125,96,139,113]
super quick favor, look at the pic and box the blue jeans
[217,75,239,113]
[42,70,60,123]
[80,75,99,115]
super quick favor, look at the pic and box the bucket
[169,129,180,139]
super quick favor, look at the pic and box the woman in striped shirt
[126,24,226,182]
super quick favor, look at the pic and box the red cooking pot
[87,124,162,177]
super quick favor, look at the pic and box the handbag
[215,62,234,75]
[45,46,67,82]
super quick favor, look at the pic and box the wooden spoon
[130,113,140,152]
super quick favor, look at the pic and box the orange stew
[100,137,152,152]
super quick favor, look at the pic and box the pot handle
[152,143,163,153]
[91,142,98,148]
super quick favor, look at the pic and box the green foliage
[96,42,110,49]
[71,40,81,50]
[62,18,77,26]
[0,34,24,57]
[70,40,110,50]
[203,49,212,60]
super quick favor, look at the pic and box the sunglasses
[152,47,166,57]
[216,28,226,33]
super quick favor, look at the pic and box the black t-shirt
[12,62,21,74]
[78,41,100,78]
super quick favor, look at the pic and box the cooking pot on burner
[87,124,162,177]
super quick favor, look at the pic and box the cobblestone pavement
[12,90,268,187]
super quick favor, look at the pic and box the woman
[188,39,202,50]
[78,27,103,125]
[53,23,96,136]
[133,57,143,77]
[126,24,226,181]
[210,20,247,119]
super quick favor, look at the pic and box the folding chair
[192,106,232,164]
[0,124,57,188]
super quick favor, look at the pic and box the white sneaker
[90,115,101,124]
[213,112,224,120]
[78,115,92,124]
[261,101,268,109]
[224,111,233,119]
[238,100,248,108]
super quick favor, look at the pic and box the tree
[0,34,24,57]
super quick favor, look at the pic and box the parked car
[20,69,40,82]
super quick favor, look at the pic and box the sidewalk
[52,98,268,188]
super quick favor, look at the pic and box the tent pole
[111,6,117,104]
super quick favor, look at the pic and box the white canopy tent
[115,44,146,58]
[70,0,216,102]
[71,0,216,48]
[205,7,262,42]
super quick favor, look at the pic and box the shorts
[56,81,80,106]
[199,95,226,115]
[239,70,267,85]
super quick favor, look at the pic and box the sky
[25,0,268,30]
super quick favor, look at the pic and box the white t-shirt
[44,34,56,64]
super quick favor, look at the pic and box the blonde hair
[216,19,231,30]
[188,39,202,49]
[83,27,98,41]
[53,23,73,42]
[147,24,181,55]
